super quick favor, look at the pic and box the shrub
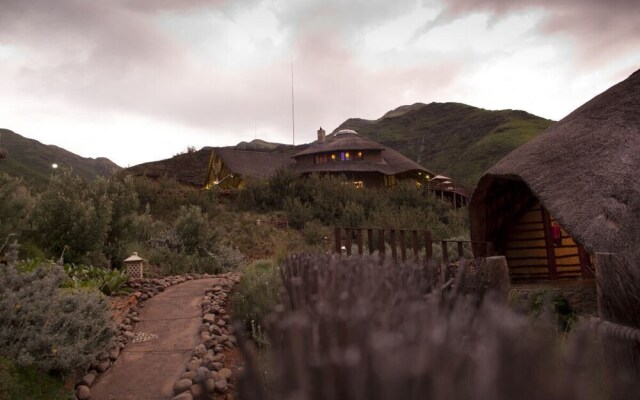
[174,205,216,253]
[283,198,313,230]
[213,244,246,272]
[0,174,34,242]
[0,262,116,374]
[63,264,131,296]
[30,169,112,265]
[230,260,281,341]
[302,220,332,247]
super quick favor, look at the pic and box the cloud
[416,0,640,66]
[0,0,638,166]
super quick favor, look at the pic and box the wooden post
[457,241,464,259]
[424,230,433,260]
[486,242,493,257]
[345,228,352,256]
[367,229,374,255]
[441,240,449,263]
[356,229,363,255]
[578,244,594,278]
[334,227,341,255]
[378,229,385,255]
[399,230,407,261]
[390,229,397,263]
[594,252,640,380]
[412,230,420,261]
[480,256,511,303]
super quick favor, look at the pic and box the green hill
[333,102,554,188]
[0,129,121,186]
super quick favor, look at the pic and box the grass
[0,356,72,400]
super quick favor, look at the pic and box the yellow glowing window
[331,154,336,161]
[356,151,363,160]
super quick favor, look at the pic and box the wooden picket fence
[333,227,493,263]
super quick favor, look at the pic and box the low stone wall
[509,280,597,316]
[75,273,225,400]
[171,273,241,400]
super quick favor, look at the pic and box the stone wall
[509,280,597,316]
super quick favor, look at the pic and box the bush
[302,220,332,247]
[283,198,313,230]
[174,205,216,253]
[214,244,246,272]
[30,169,112,265]
[0,262,116,374]
[230,260,281,340]
[0,174,34,243]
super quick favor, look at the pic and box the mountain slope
[333,102,554,188]
[0,129,121,185]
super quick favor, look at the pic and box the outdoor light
[51,163,58,169]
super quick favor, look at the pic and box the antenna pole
[291,58,295,148]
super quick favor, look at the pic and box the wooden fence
[333,227,493,263]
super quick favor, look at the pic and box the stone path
[91,278,219,400]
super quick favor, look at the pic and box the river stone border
[171,274,241,400]
[74,272,231,400]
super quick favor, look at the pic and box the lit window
[331,154,336,161]
[353,181,364,188]
[356,151,363,160]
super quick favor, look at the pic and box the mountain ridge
[333,102,554,187]
[0,129,121,186]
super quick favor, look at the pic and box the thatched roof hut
[470,68,640,281]
[204,148,295,189]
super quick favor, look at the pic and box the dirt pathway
[91,278,218,400]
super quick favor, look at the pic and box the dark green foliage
[239,174,469,240]
[30,169,112,265]
[230,260,281,341]
[63,264,131,296]
[0,356,71,400]
[174,205,216,253]
[0,261,116,374]
[0,174,34,243]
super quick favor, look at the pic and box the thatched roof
[126,147,213,187]
[294,130,386,157]
[470,68,640,254]
[294,130,434,176]
[215,148,295,178]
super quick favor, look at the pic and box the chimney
[317,127,326,143]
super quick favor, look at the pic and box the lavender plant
[0,258,115,374]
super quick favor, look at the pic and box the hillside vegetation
[0,129,120,186]
[334,102,554,188]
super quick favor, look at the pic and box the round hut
[469,68,640,283]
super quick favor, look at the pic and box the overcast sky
[1,0,639,167]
